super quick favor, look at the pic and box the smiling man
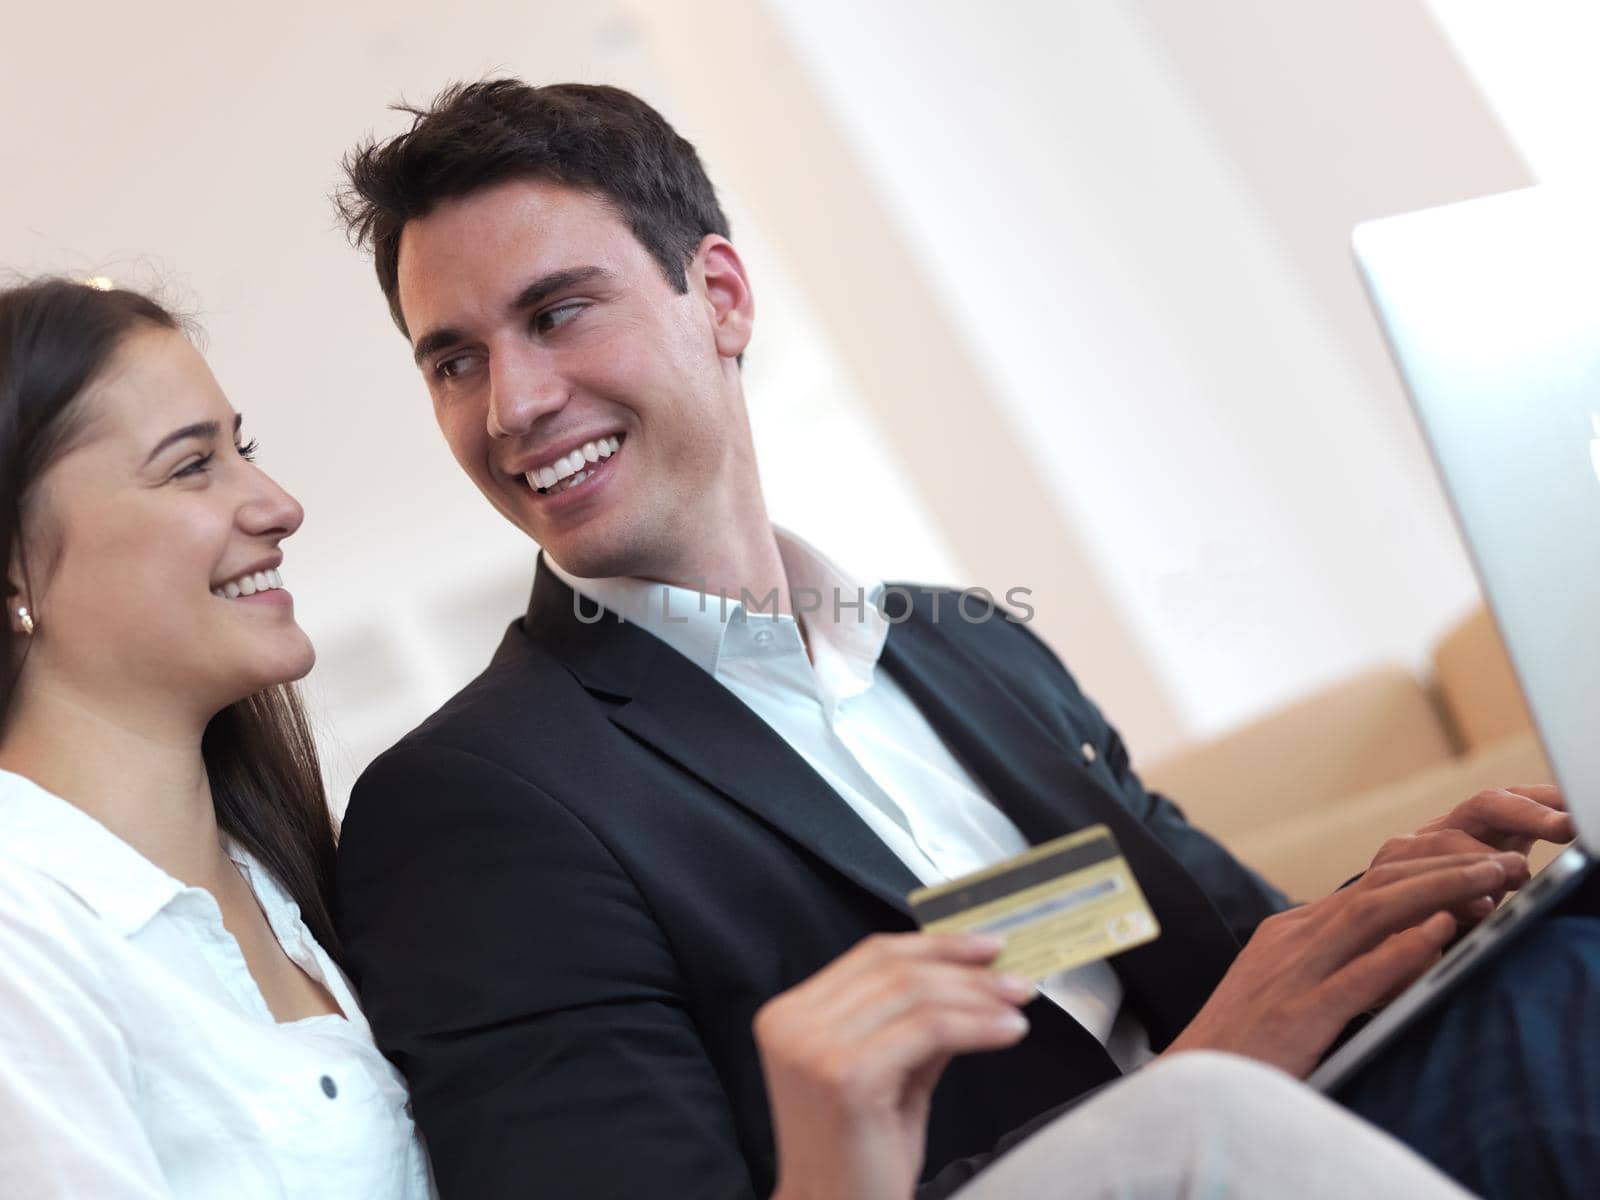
[334,80,1596,1200]
[391,170,777,597]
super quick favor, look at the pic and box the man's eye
[534,302,584,334]
[435,355,472,380]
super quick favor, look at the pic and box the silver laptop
[1309,184,1600,1093]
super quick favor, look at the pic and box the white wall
[1425,0,1600,185]
[762,0,1529,742]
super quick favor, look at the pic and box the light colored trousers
[959,1052,1470,1200]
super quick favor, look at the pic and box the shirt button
[1081,742,1098,764]
[754,628,774,646]
[320,1075,338,1099]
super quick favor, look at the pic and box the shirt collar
[0,768,186,937]
[545,529,891,689]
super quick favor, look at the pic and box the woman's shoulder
[0,848,109,937]
[0,847,132,964]
[0,769,186,948]
[0,854,130,1033]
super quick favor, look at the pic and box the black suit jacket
[337,565,1287,1199]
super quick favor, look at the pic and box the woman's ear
[6,542,36,635]
[5,591,33,636]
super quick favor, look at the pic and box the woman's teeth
[213,568,284,600]
[526,436,621,494]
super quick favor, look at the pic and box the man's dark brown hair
[337,79,732,336]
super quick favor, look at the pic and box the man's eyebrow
[412,327,464,368]
[508,266,611,315]
[410,266,615,368]
[142,413,241,466]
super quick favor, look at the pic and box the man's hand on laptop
[1164,850,1528,1078]
[1366,784,1572,915]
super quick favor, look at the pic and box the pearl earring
[16,606,33,636]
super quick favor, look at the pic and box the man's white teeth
[213,568,283,599]
[527,436,621,492]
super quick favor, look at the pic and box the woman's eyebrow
[142,413,242,466]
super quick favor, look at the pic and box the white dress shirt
[548,530,1153,1069]
[0,769,436,1199]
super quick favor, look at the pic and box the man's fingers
[1359,850,1528,891]
[1449,894,1498,927]
[1440,788,1574,846]
[1504,784,1566,811]
[1316,854,1522,967]
[1318,911,1458,1016]
[1385,829,1499,862]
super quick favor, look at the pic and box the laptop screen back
[1353,185,1600,851]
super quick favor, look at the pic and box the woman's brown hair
[0,277,341,961]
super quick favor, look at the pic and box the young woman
[0,278,434,1197]
[0,277,1474,1199]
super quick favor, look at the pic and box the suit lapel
[879,610,1241,1046]
[520,561,1232,1047]
[521,562,922,917]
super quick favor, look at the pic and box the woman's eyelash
[172,439,257,480]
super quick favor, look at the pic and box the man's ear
[692,235,754,361]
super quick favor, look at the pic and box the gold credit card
[907,825,1160,981]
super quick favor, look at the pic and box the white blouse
[0,768,435,1198]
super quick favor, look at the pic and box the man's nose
[487,348,566,439]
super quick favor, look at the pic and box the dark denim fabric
[1338,914,1600,1199]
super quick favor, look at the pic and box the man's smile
[523,433,625,496]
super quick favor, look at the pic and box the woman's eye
[535,302,584,334]
[173,453,214,479]
[237,438,260,462]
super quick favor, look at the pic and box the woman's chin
[225,637,317,700]
[274,638,318,687]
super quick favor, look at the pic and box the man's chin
[542,542,627,581]
[538,520,662,582]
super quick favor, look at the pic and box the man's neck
[651,524,794,616]
[0,681,230,891]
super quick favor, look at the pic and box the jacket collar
[519,558,922,916]
[519,564,1239,1045]
[542,529,891,693]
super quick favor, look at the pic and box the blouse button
[320,1075,338,1099]
[1081,742,1098,764]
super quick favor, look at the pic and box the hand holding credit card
[908,825,1161,981]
